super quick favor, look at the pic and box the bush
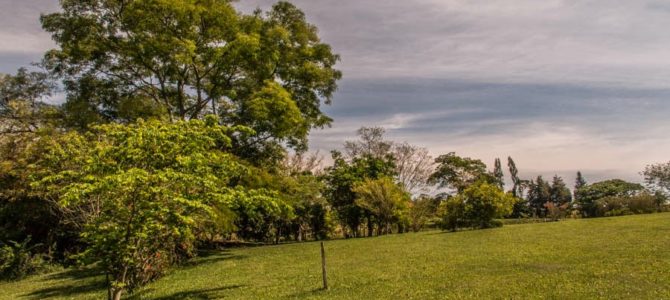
[594,193,658,217]
[437,182,516,231]
[0,238,48,280]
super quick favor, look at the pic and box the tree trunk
[111,288,123,300]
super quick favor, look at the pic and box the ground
[2,213,669,299]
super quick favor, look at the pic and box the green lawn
[3,213,670,299]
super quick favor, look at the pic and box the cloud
[1,0,669,184]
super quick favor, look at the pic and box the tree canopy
[41,0,341,162]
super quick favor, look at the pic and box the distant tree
[430,152,493,193]
[574,171,587,202]
[344,127,392,159]
[0,68,59,134]
[507,157,522,198]
[527,176,551,217]
[438,181,516,231]
[281,151,324,176]
[392,142,434,195]
[643,162,670,200]
[353,177,410,235]
[575,179,645,217]
[550,175,572,206]
[493,158,505,190]
[408,195,438,232]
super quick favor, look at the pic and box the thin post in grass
[320,241,328,290]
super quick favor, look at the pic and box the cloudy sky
[2,0,670,184]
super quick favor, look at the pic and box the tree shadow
[128,285,244,300]
[23,278,107,299]
[181,250,248,270]
[43,266,105,281]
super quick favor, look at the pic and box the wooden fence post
[321,241,328,290]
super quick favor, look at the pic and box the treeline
[1,1,669,299]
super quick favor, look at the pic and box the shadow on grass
[22,251,246,299]
[182,250,248,270]
[23,278,107,299]
[128,285,244,300]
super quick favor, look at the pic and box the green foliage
[0,68,59,134]
[438,181,517,231]
[353,177,410,234]
[409,195,439,232]
[28,118,266,298]
[430,152,493,193]
[593,193,659,217]
[41,0,341,162]
[575,179,644,217]
[322,150,396,237]
[0,238,49,281]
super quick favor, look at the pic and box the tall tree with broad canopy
[40,0,341,163]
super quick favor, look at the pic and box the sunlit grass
[2,213,669,299]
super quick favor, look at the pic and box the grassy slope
[2,213,670,299]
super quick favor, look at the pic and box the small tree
[409,195,437,232]
[438,181,516,231]
[353,177,410,235]
[30,117,265,300]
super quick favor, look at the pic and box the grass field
[2,213,669,299]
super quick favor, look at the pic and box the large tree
[41,0,341,161]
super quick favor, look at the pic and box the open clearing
[2,213,669,299]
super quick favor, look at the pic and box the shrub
[438,182,516,231]
[0,238,48,280]
[594,193,658,217]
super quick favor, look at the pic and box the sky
[2,0,670,185]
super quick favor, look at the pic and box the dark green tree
[575,179,644,217]
[527,176,551,217]
[550,175,572,206]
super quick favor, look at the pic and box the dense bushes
[593,193,659,217]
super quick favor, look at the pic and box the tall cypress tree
[493,158,504,190]
[574,171,587,202]
[508,157,521,197]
